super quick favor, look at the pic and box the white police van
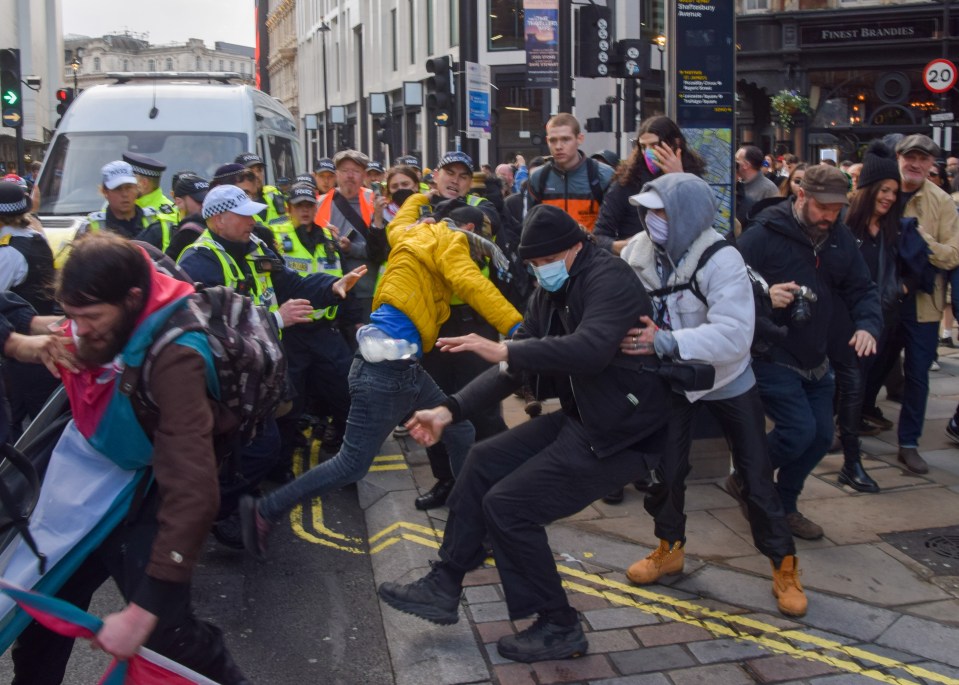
[34,73,302,263]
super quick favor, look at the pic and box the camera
[789,285,818,326]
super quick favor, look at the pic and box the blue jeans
[898,315,939,447]
[753,360,835,514]
[259,356,475,523]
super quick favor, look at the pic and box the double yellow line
[286,442,958,685]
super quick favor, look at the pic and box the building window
[488,0,523,51]
[450,0,458,47]
[391,9,398,71]
[93,56,101,71]
[148,59,155,71]
[123,59,129,70]
[229,61,234,71]
[165,58,173,70]
[219,59,224,70]
[240,62,246,74]
[196,56,201,70]
[409,0,416,65]
[742,0,769,10]
[426,0,434,56]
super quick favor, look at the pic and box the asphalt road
[0,480,394,684]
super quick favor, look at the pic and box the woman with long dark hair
[594,115,704,255]
[834,141,904,492]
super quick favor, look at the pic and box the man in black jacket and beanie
[377,204,671,663]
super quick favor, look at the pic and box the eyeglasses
[929,171,940,178]
[237,172,257,182]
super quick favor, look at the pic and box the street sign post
[922,58,957,94]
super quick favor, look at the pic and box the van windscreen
[38,131,247,215]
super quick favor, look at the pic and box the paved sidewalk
[361,348,959,685]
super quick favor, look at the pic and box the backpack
[643,238,783,356]
[129,242,288,455]
[140,286,288,450]
[647,240,732,306]
[533,157,607,207]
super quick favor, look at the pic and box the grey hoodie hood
[635,173,718,264]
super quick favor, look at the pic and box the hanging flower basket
[770,89,812,133]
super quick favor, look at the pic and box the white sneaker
[930,360,941,372]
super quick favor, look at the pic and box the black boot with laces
[378,561,463,625]
[497,608,588,663]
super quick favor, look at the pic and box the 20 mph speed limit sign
[923,59,957,94]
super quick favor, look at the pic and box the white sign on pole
[465,61,491,140]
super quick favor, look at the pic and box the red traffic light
[56,88,70,102]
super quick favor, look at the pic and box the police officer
[164,173,211,260]
[270,182,357,468]
[312,157,336,196]
[235,152,287,225]
[122,152,178,224]
[0,181,60,436]
[83,161,176,251]
[396,155,430,194]
[366,161,386,191]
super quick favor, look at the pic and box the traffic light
[55,87,75,121]
[426,56,453,125]
[615,40,647,79]
[585,104,613,133]
[624,80,642,132]
[575,5,612,78]
[375,115,394,150]
[1,48,23,129]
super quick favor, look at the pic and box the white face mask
[645,212,669,245]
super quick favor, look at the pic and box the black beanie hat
[518,204,585,259]
[857,140,900,189]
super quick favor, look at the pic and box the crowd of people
[1,111,958,679]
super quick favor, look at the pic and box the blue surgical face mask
[529,250,571,292]
[645,211,669,245]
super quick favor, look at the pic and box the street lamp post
[70,56,80,92]
[318,22,331,157]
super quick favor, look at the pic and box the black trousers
[644,387,795,563]
[832,355,865,463]
[3,361,60,441]
[863,322,905,410]
[439,411,659,619]
[277,324,353,460]
[421,305,507,480]
[11,489,246,685]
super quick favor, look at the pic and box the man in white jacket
[617,173,806,617]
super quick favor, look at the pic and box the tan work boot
[771,555,807,617]
[626,540,684,585]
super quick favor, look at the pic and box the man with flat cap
[314,149,388,323]
[122,152,178,224]
[888,134,959,473]
[738,164,882,540]
[235,152,287,225]
[83,161,176,251]
[375,203,671,664]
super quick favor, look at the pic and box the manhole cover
[881,526,959,575]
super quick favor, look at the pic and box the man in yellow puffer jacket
[239,152,522,562]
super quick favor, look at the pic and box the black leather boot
[838,460,880,493]
[415,478,455,510]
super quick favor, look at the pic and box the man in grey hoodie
[617,173,806,617]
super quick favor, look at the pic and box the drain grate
[880,525,959,575]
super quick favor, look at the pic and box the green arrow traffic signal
[2,89,17,106]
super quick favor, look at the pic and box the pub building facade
[736,1,958,162]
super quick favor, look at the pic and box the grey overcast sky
[62,0,257,47]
